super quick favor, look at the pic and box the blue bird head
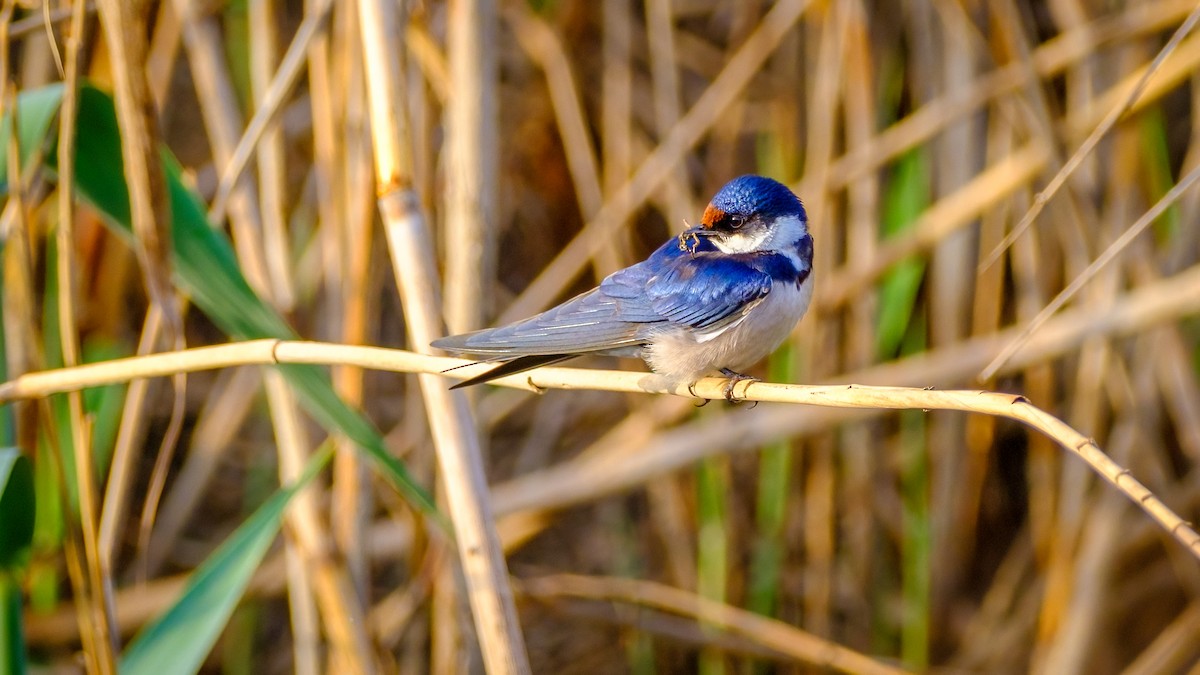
[702,175,806,229]
[693,175,807,255]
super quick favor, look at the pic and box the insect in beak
[677,220,710,257]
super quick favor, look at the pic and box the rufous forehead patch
[701,204,726,229]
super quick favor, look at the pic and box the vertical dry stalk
[799,1,846,641]
[144,366,261,574]
[303,4,356,610]
[600,0,633,271]
[170,0,271,296]
[60,0,117,669]
[643,0,692,230]
[438,2,500,656]
[839,0,880,627]
[335,49,376,645]
[264,372,358,675]
[95,0,176,320]
[98,309,159,568]
[443,0,498,334]
[248,1,319,671]
[503,6,602,233]
[249,0,295,312]
[929,0,983,585]
[97,0,182,570]
[145,1,181,108]
[356,0,530,672]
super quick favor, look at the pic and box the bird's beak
[682,225,714,237]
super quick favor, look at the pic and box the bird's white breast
[643,275,813,385]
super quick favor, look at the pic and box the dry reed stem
[95,0,176,321]
[98,309,159,568]
[504,5,602,220]
[356,0,530,671]
[170,0,271,295]
[824,0,1193,192]
[519,574,911,675]
[145,0,180,108]
[381,195,527,674]
[261,8,334,639]
[208,0,335,238]
[982,159,1200,379]
[330,13,377,619]
[144,365,261,574]
[643,0,691,232]
[246,4,322,669]
[0,338,1196,563]
[443,0,497,334]
[1120,601,1200,675]
[981,3,1200,270]
[249,0,296,311]
[598,0,634,273]
[440,0,498,666]
[57,0,117,669]
[96,0,188,596]
[262,372,323,675]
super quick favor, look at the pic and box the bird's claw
[719,369,759,403]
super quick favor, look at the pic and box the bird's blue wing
[432,238,773,356]
[431,285,647,355]
[642,253,773,331]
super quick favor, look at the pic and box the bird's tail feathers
[447,354,576,389]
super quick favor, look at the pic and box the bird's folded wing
[432,248,774,356]
[430,287,650,355]
[643,254,773,330]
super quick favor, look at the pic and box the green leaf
[877,150,930,358]
[120,447,333,675]
[0,83,436,516]
[0,448,34,571]
[0,82,66,193]
[0,574,26,675]
[1138,106,1180,243]
[82,339,130,473]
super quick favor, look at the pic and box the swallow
[432,175,813,401]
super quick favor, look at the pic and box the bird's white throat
[710,214,808,255]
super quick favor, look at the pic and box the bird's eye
[728,215,747,230]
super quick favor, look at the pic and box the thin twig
[1,337,1197,563]
[519,574,911,675]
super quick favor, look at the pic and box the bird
[431,175,813,401]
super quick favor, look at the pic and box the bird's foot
[719,369,759,403]
[686,381,710,406]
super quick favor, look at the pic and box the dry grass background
[3,0,1200,673]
